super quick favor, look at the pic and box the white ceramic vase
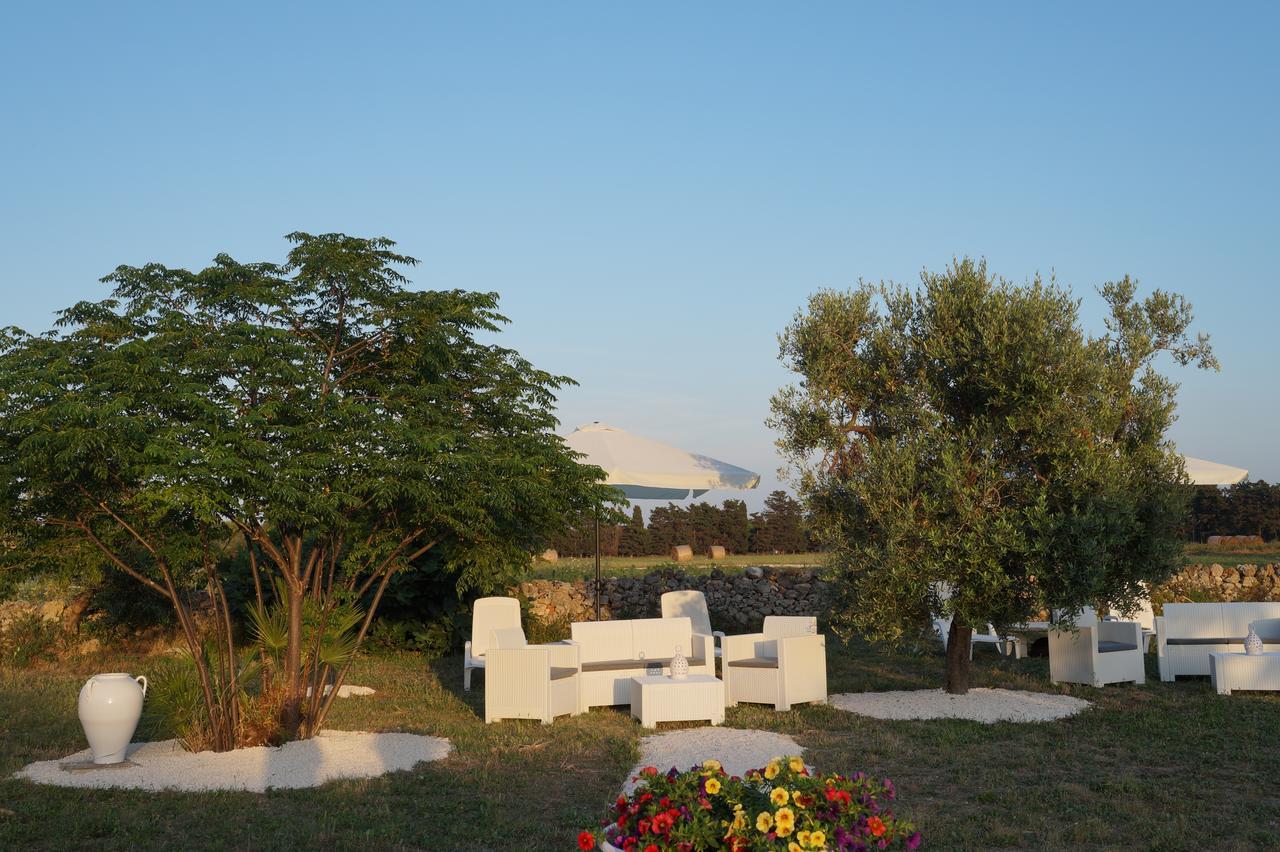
[670,645,689,680]
[78,673,148,764]
[1244,628,1264,656]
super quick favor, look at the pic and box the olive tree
[0,232,614,745]
[770,258,1216,693]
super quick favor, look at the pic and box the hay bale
[670,545,693,562]
[1207,535,1223,546]
[539,549,558,563]
[707,545,727,560]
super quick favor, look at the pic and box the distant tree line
[549,490,814,557]
[1187,481,1280,542]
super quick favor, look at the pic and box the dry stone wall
[516,566,832,630]
[1171,563,1280,601]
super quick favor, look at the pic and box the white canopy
[1182,454,1248,486]
[565,422,761,500]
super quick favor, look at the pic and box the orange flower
[868,816,886,837]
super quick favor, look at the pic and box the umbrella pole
[594,510,602,620]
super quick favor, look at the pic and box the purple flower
[883,779,896,799]
[906,831,922,851]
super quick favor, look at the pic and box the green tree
[770,259,1216,693]
[0,232,613,745]
[618,505,650,557]
[749,491,806,553]
[719,499,750,554]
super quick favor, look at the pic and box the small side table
[1209,652,1280,695]
[629,675,724,729]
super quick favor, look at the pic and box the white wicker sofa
[1155,602,1280,681]
[569,617,714,708]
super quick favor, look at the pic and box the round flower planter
[77,673,148,764]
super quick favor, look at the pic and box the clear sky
[2,3,1276,511]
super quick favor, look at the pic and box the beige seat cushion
[549,667,578,681]
[581,657,706,673]
[727,656,779,669]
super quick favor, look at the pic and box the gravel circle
[624,727,803,793]
[829,688,1090,723]
[16,730,451,792]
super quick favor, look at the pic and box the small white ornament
[670,644,689,680]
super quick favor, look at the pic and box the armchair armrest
[721,632,765,663]
[531,642,580,670]
[690,632,715,666]
[777,633,826,663]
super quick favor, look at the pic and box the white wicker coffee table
[629,675,725,729]
[1209,652,1280,695]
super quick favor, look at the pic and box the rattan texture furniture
[569,617,715,708]
[1155,602,1280,681]
[629,674,725,728]
[464,596,522,690]
[1210,651,1280,695]
[660,590,725,666]
[483,627,582,724]
[1048,620,1145,687]
[723,616,827,712]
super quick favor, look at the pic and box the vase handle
[135,675,148,695]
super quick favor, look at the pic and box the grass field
[3,641,1279,850]
[529,552,824,582]
[528,544,1277,582]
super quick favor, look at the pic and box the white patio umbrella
[565,422,761,618]
[1181,455,1249,486]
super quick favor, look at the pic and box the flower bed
[580,756,919,851]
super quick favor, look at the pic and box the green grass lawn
[3,641,1279,850]
[529,552,824,582]
[1182,543,1280,568]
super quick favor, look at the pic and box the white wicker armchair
[1049,620,1145,687]
[464,597,522,690]
[723,616,826,712]
[483,628,582,724]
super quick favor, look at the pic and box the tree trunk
[281,580,305,738]
[944,620,971,694]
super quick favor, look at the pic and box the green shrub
[0,611,60,667]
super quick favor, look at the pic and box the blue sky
[2,3,1276,511]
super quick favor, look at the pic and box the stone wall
[516,566,832,630]
[1170,563,1280,601]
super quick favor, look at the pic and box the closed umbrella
[565,422,761,618]
[1182,455,1248,486]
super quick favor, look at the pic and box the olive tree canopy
[770,258,1216,693]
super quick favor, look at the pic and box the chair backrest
[489,627,528,650]
[1250,618,1280,642]
[1161,603,1226,639]
[471,597,522,658]
[571,619,636,664]
[632,617,693,660]
[661,590,714,635]
[1221,602,1280,638]
[763,616,817,638]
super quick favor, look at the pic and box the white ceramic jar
[77,673,148,764]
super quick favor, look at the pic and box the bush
[0,611,60,668]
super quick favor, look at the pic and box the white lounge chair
[661,590,725,664]
[1048,619,1145,687]
[933,614,1023,660]
[723,616,826,712]
[464,596,522,690]
[483,627,582,724]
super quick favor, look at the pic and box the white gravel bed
[829,688,1090,723]
[16,730,451,792]
[624,727,803,793]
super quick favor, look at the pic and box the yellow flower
[732,809,747,830]
[756,811,774,833]
[788,756,805,773]
[770,787,790,806]
[703,758,722,772]
[764,760,781,780]
[775,807,796,837]
[789,844,804,852]
[797,830,811,846]
[705,777,721,795]
[809,830,827,848]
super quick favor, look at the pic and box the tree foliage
[0,232,613,744]
[770,258,1217,692]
